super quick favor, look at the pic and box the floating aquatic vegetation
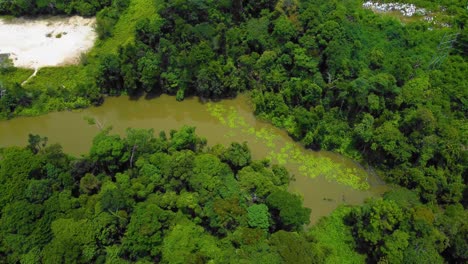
[206,103,370,190]
[206,103,227,126]
[255,128,277,148]
[224,131,236,139]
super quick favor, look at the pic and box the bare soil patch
[0,16,96,69]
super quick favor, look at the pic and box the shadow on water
[143,89,163,100]
[127,90,146,101]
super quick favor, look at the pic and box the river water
[0,94,387,223]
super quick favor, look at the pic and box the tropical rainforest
[0,0,466,263]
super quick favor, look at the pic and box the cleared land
[0,16,96,69]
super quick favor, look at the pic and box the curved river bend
[0,94,387,223]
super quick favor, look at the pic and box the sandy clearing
[0,16,96,69]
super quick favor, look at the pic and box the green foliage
[352,199,406,247]
[237,163,286,199]
[90,129,128,173]
[96,7,119,39]
[347,194,458,263]
[161,221,222,263]
[0,82,33,119]
[122,201,172,259]
[308,206,366,264]
[0,128,309,262]
[0,0,112,16]
[2,0,464,211]
[26,179,52,203]
[247,204,270,229]
[0,67,32,85]
[266,190,311,231]
[221,142,252,170]
[169,125,206,152]
[2,0,465,210]
[96,54,123,94]
[42,218,96,263]
[0,0,466,262]
[269,231,314,264]
[100,188,128,212]
[436,204,468,262]
[27,133,48,154]
[0,147,42,207]
[79,173,101,194]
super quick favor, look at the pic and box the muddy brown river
[0,94,387,223]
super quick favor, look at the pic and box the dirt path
[21,67,39,86]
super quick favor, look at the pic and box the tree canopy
[0,128,312,262]
[0,0,466,262]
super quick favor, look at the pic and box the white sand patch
[0,16,96,69]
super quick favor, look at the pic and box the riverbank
[0,0,157,120]
[0,93,387,224]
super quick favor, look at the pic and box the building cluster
[362,1,426,17]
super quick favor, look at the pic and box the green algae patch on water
[206,102,370,190]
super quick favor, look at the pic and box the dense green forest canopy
[0,129,466,263]
[0,127,312,262]
[0,0,122,16]
[0,0,467,262]
[95,0,466,206]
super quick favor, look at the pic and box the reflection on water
[0,94,388,223]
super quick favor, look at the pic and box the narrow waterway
[0,94,387,223]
